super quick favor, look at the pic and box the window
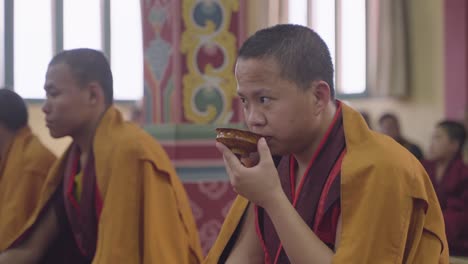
[4,1,143,100]
[288,0,308,26]
[338,0,366,94]
[63,0,102,50]
[288,0,367,95]
[14,0,53,98]
[111,0,143,100]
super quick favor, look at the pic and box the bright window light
[311,0,336,84]
[64,0,102,50]
[111,1,143,100]
[14,0,52,98]
[288,0,308,26]
[338,0,366,94]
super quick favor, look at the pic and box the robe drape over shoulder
[0,126,56,251]
[11,107,203,264]
[205,102,449,264]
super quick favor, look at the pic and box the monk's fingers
[257,138,274,165]
[216,142,243,173]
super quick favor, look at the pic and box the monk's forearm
[0,205,59,264]
[0,248,38,264]
[226,204,264,264]
[263,192,334,264]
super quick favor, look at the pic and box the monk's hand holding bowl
[216,135,284,210]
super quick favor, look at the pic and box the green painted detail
[194,86,223,123]
[164,77,174,122]
[176,166,228,181]
[144,123,246,141]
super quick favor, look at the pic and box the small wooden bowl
[215,128,262,156]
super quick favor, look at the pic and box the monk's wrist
[261,189,288,214]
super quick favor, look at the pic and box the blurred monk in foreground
[0,88,56,254]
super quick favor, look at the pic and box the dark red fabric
[423,155,468,256]
[256,104,345,264]
[8,146,98,263]
[62,145,101,261]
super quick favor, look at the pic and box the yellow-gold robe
[0,127,56,251]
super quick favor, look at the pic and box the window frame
[288,0,370,99]
[1,0,139,103]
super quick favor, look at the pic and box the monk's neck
[293,103,337,175]
[72,109,107,162]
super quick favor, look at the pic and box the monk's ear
[311,80,332,115]
[86,82,105,106]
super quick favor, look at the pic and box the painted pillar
[141,0,246,176]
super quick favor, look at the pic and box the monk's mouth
[264,136,273,143]
[46,121,54,128]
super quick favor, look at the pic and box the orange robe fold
[0,126,56,250]
[204,102,449,264]
[15,107,203,263]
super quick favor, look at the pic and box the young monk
[423,120,468,256]
[205,24,449,263]
[0,49,202,263]
[378,113,424,160]
[0,89,56,252]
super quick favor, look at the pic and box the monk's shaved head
[0,88,28,131]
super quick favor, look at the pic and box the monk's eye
[259,97,271,104]
[46,90,59,98]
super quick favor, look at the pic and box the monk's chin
[48,129,68,139]
[268,145,287,156]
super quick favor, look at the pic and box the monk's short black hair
[49,48,113,106]
[0,88,28,131]
[238,24,335,98]
[378,112,399,125]
[437,120,466,149]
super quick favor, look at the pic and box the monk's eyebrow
[237,88,271,98]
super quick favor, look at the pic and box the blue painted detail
[193,1,223,30]
[145,37,171,80]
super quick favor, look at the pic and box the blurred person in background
[378,112,424,160]
[423,120,468,257]
[359,110,372,129]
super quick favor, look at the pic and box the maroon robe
[423,154,468,256]
[40,145,103,264]
[255,103,345,264]
[61,144,102,262]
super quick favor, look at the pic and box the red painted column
[140,0,246,166]
[444,0,468,120]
